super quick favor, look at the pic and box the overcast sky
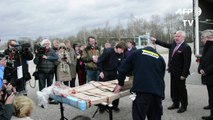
[0,0,192,41]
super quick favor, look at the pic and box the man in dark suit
[151,30,192,113]
[198,29,213,120]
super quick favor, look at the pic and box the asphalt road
[25,51,208,120]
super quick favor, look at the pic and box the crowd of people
[0,29,213,120]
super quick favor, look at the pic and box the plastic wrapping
[37,86,54,109]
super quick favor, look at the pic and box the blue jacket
[0,66,4,89]
[118,46,166,98]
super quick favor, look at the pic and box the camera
[62,51,68,60]
[0,53,4,60]
[0,54,14,69]
[34,44,46,58]
[11,43,31,53]
[0,86,14,103]
[5,57,14,69]
[11,44,22,52]
[63,54,67,60]
[21,43,31,51]
[35,44,45,54]
[5,88,13,96]
[37,45,46,53]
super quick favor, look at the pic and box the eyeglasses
[59,47,66,49]
[10,44,15,47]
[43,43,50,46]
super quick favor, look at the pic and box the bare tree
[127,14,148,41]
[67,35,77,43]
[113,20,123,41]
[77,27,89,44]
[127,14,136,41]
[164,13,180,42]
[103,20,111,42]
[149,15,163,39]
[91,28,102,39]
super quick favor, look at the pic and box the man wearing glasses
[3,39,33,95]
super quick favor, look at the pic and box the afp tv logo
[175,8,202,27]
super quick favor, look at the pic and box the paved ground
[25,50,209,120]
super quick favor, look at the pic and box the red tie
[172,44,179,57]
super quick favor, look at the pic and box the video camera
[37,44,46,53]
[35,44,46,57]
[10,42,31,53]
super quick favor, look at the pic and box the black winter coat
[34,48,58,74]
[3,49,33,84]
[198,41,213,85]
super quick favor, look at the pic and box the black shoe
[113,107,120,113]
[202,115,213,120]
[40,105,44,109]
[203,105,211,110]
[177,107,187,113]
[168,104,179,110]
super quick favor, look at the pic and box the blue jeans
[38,73,54,91]
[86,70,99,83]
